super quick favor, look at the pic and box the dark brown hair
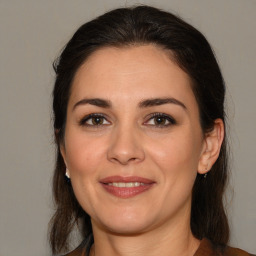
[50,5,229,254]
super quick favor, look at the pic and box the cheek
[64,130,107,176]
[142,131,201,219]
[63,131,108,214]
[148,132,201,173]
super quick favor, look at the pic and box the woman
[49,5,254,256]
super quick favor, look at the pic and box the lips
[99,176,155,199]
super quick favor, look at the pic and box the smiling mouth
[107,182,146,187]
[100,176,155,198]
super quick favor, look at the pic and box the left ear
[198,118,225,174]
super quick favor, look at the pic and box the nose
[107,125,145,165]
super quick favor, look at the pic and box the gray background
[0,0,255,255]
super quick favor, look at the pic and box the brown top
[64,238,255,256]
[194,238,254,256]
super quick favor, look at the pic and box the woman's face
[61,45,207,235]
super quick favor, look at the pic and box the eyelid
[144,112,176,127]
[79,113,111,127]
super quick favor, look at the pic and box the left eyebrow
[72,98,112,111]
[138,97,187,110]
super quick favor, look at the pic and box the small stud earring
[65,169,71,184]
[203,166,208,178]
[65,169,70,179]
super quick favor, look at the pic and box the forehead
[70,45,196,108]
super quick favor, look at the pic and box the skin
[61,45,224,256]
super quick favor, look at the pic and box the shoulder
[195,238,255,256]
[224,245,255,256]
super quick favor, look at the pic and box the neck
[90,213,200,256]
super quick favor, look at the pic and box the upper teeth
[108,182,145,187]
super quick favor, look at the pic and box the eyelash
[145,113,176,128]
[79,113,109,127]
[79,113,176,128]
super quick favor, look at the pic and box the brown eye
[91,116,104,125]
[80,114,110,127]
[145,113,176,127]
[154,116,168,125]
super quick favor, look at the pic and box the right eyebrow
[72,98,112,111]
[138,97,187,111]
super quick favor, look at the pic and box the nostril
[110,156,140,165]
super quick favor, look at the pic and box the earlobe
[60,142,70,180]
[198,119,224,174]
[60,143,68,167]
[55,128,67,165]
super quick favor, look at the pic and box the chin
[102,220,151,235]
[93,208,155,235]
